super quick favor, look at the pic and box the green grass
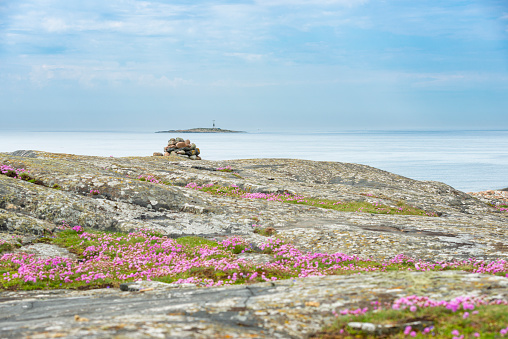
[317,305,508,338]
[285,197,433,216]
[0,243,16,254]
[195,184,436,216]
[3,229,505,292]
[253,227,277,236]
[175,236,218,248]
[0,231,276,290]
[38,229,106,257]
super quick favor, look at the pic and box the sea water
[0,130,507,192]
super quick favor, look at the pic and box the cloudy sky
[1,0,507,132]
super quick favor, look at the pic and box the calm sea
[1,130,507,192]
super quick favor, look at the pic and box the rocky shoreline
[0,150,507,338]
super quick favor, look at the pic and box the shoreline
[3,150,506,193]
[1,130,506,192]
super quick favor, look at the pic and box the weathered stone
[16,243,77,260]
[0,272,506,338]
[163,152,170,156]
[9,150,38,158]
[176,142,186,148]
[1,152,505,261]
[119,280,196,292]
[153,152,163,156]
[1,151,508,337]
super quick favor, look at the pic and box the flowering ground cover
[0,164,42,185]
[185,182,438,216]
[1,227,507,291]
[0,163,60,188]
[137,174,172,185]
[1,227,507,336]
[318,298,508,338]
[0,239,19,254]
[216,166,234,172]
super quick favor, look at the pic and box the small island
[155,128,246,133]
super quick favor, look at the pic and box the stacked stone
[163,137,201,160]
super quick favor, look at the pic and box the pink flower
[72,225,83,233]
[404,326,412,335]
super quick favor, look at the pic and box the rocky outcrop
[0,271,506,338]
[1,150,507,338]
[0,151,507,260]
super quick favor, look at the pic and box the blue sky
[0,0,507,131]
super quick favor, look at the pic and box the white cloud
[224,52,265,62]
[255,0,368,7]
[41,17,68,32]
[137,75,192,88]
[28,63,192,88]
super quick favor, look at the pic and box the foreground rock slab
[1,271,506,338]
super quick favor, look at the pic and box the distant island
[155,128,246,133]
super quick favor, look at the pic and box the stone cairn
[153,137,201,160]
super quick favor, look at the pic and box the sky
[0,0,507,132]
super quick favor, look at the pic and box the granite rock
[0,151,507,337]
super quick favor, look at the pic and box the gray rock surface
[0,151,507,338]
[0,151,506,260]
[0,271,506,338]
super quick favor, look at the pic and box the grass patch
[175,236,218,248]
[316,304,508,338]
[0,242,16,254]
[1,164,46,187]
[186,183,437,217]
[216,166,233,172]
[1,228,506,292]
[253,227,276,237]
